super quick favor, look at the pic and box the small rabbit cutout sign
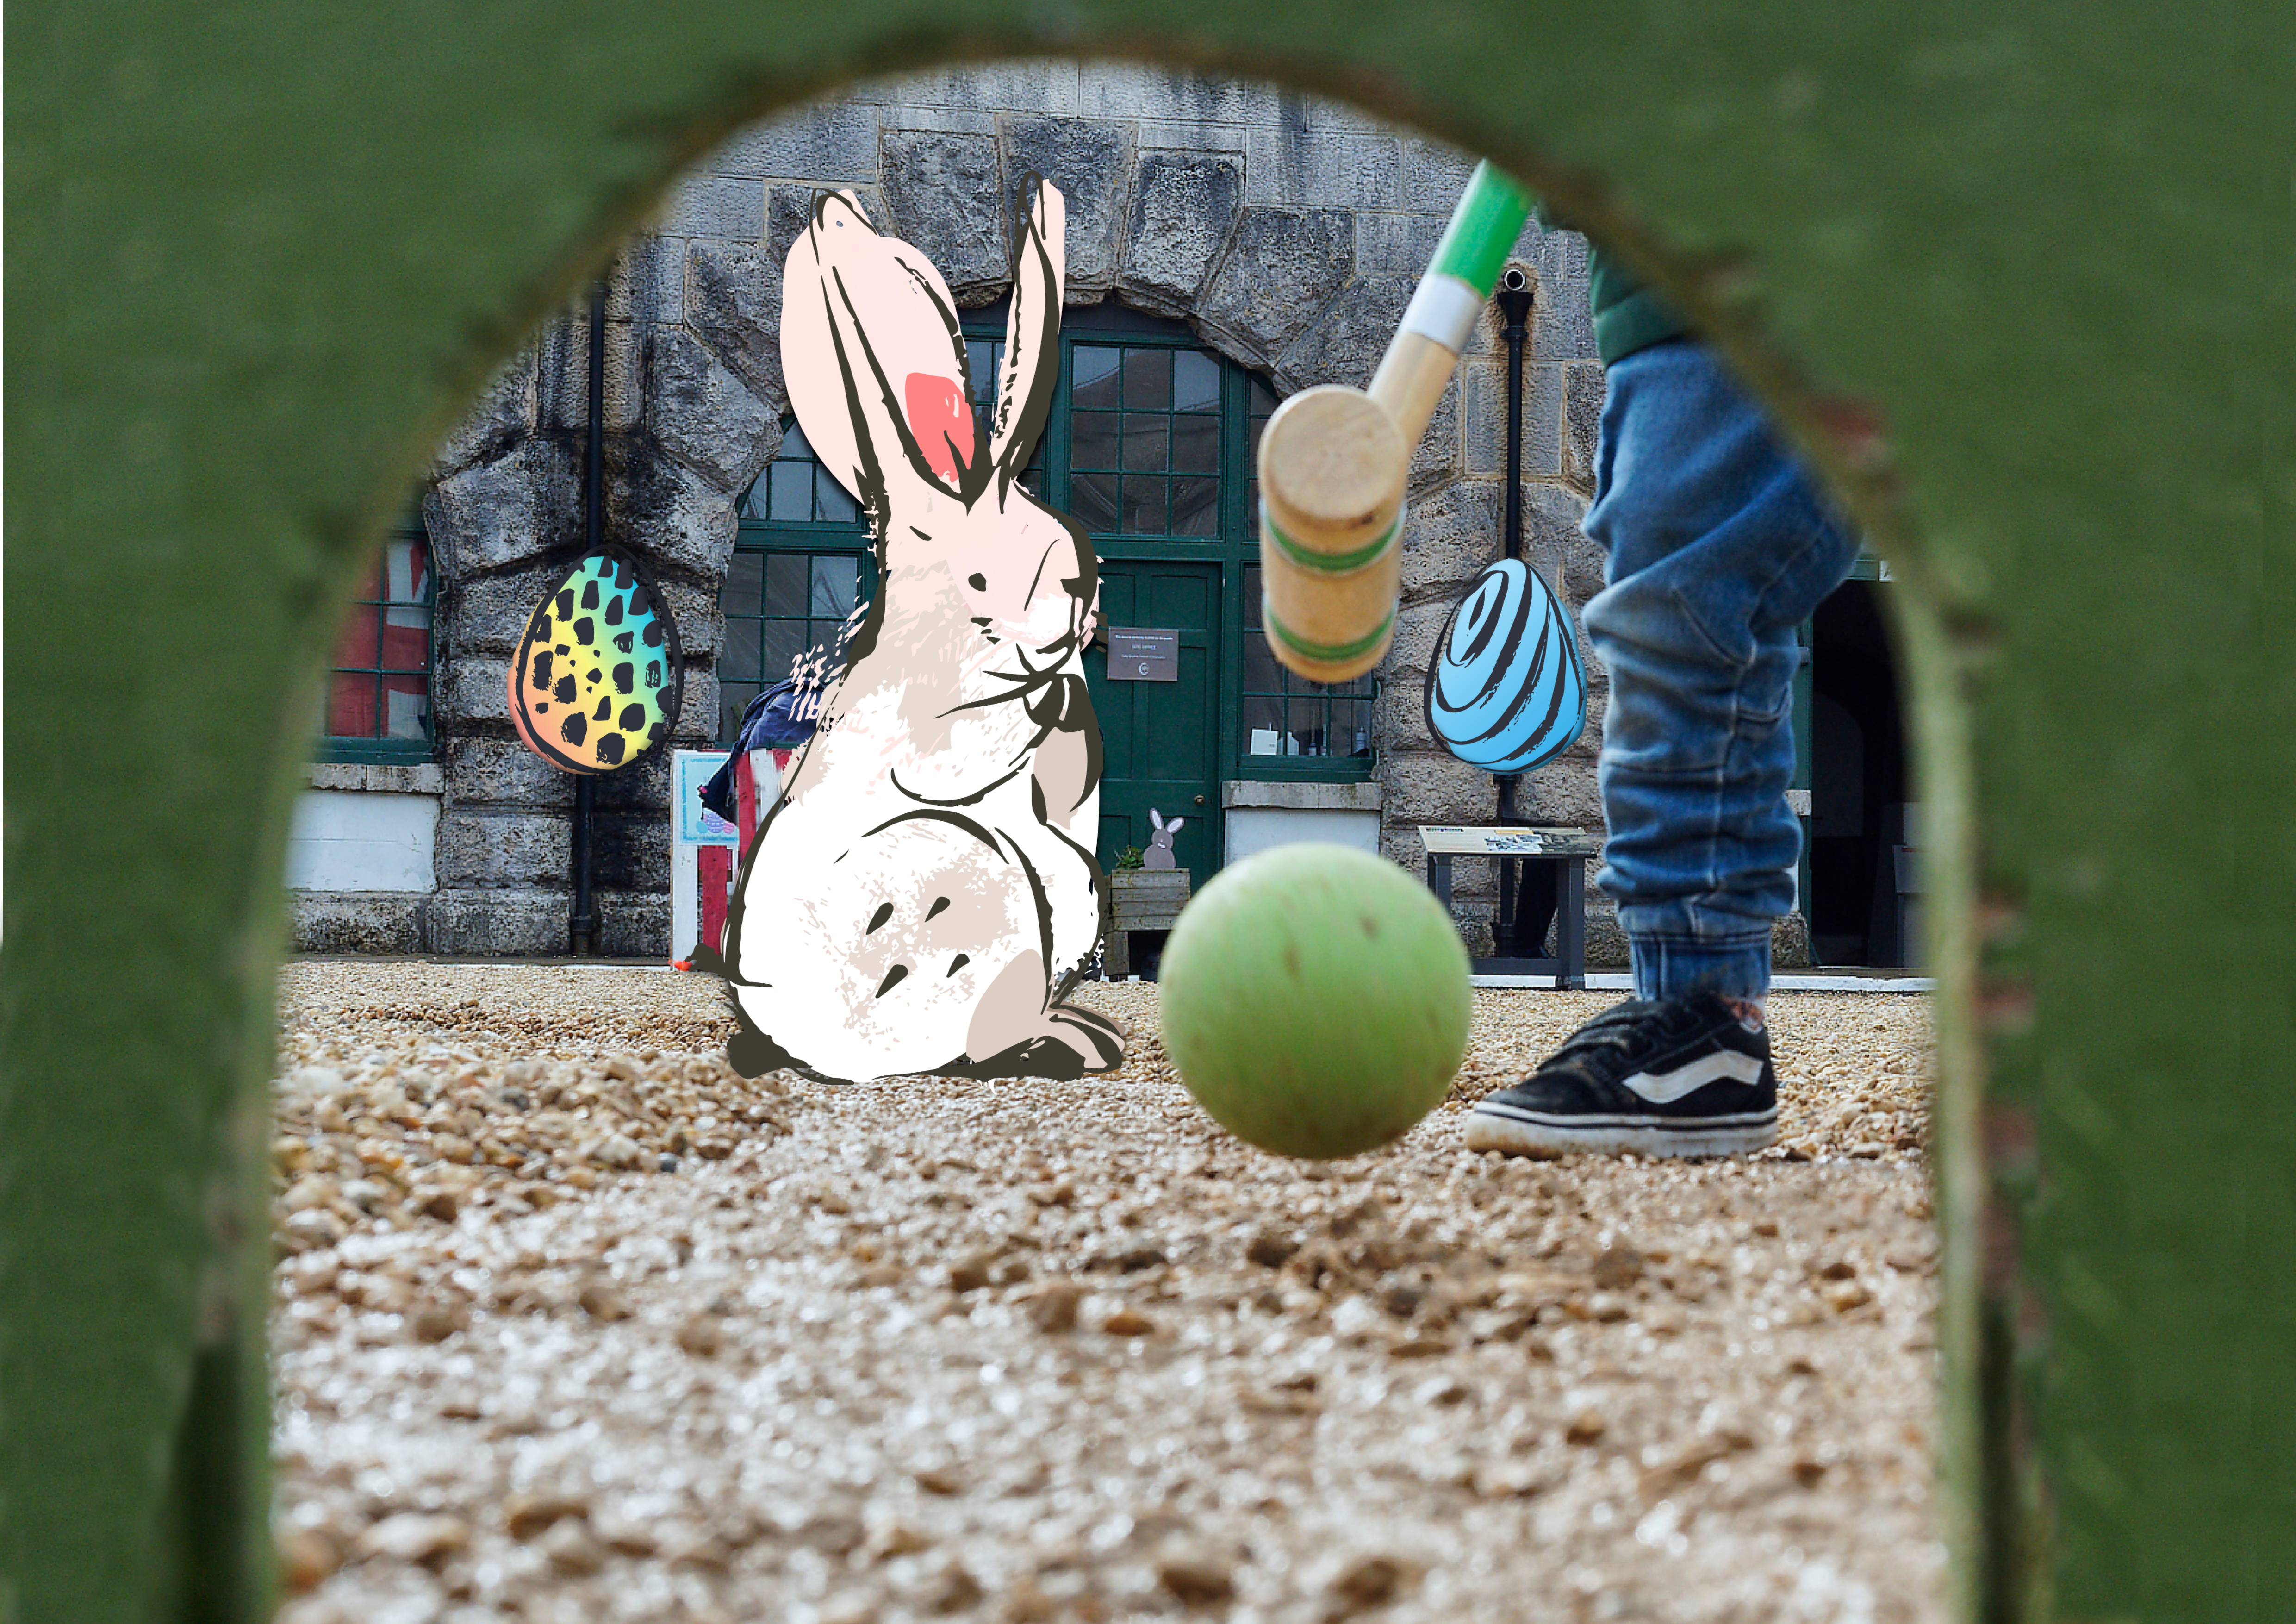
[704,177,1126,1086]
[1143,810,1183,871]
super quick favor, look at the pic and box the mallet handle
[1368,162,1534,443]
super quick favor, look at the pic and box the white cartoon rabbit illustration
[707,177,1125,1086]
[1143,809,1183,871]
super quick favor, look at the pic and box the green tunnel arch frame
[4,6,2285,1621]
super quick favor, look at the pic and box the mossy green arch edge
[5,5,2285,1621]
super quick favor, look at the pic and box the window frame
[317,508,437,765]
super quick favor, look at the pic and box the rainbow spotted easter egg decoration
[507,549,684,773]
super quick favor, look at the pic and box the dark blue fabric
[1581,338,1861,1000]
[699,680,817,823]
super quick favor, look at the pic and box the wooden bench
[1103,868,1190,978]
[1419,825,1599,988]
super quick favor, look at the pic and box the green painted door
[1086,560,1222,888]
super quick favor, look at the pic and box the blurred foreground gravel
[272,963,1941,1624]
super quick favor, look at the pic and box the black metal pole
[1494,268,1536,828]
[569,282,605,956]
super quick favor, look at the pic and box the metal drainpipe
[1494,266,1536,825]
[568,281,604,956]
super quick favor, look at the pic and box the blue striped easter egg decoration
[1422,558,1587,774]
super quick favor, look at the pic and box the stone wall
[312,62,1634,961]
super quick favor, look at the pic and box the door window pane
[1071,345,1121,409]
[1172,350,1220,412]
[1120,415,1168,473]
[1121,347,1170,409]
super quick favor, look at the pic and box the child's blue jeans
[1580,339,1862,1002]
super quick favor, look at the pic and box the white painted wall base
[1223,806,1381,864]
[284,790,439,893]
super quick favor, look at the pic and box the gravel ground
[271,964,1942,1624]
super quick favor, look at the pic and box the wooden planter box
[1104,868,1191,977]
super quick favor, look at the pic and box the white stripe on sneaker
[1620,1049,1766,1104]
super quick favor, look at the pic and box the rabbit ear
[1168,818,1185,836]
[781,190,986,512]
[1149,809,1165,833]
[988,176,1065,487]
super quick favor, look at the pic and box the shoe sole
[1464,1101,1777,1159]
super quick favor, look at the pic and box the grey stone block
[291,893,428,955]
[685,239,787,412]
[426,887,572,957]
[1374,673,1434,756]
[429,350,537,477]
[306,762,445,794]
[445,563,555,656]
[1119,151,1243,316]
[1351,211,1449,275]
[874,103,996,137]
[1242,129,1400,211]
[1400,135,1480,212]
[605,234,685,327]
[445,736,574,810]
[999,116,1133,295]
[1410,378,1462,489]
[1530,231,1599,362]
[1302,93,1396,136]
[1275,272,1412,392]
[705,102,880,182]
[1461,360,1564,481]
[1193,207,1354,369]
[435,808,571,887]
[1398,481,1502,608]
[1511,763,1603,829]
[424,440,579,578]
[654,579,724,661]
[1079,63,1302,128]
[1773,912,1812,970]
[1131,119,1251,157]
[647,327,776,493]
[596,891,673,959]
[1586,901,1630,969]
[1524,482,1595,597]
[1563,362,1605,493]
[871,62,1080,117]
[539,312,642,432]
[1381,750,1498,826]
[879,130,1008,302]
[671,661,719,743]
[611,455,739,585]
[592,745,675,813]
[441,654,512,728]
[1387,597,1454,682]
[660,173,765,241]
[594,813,672,892]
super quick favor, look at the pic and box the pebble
[270,966,1943,1622]
[540,1517,607,1575]
[1156,1552,1236,1605]
[352,1512,468,1567]
[1099,1305,1155,1337]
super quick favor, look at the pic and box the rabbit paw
[960,1004,1125,1080]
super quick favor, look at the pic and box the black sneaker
[1465,991,1778,1157]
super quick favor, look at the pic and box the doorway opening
[1805,572,1916,966]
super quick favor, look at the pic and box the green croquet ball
[1158,843,1472,1160]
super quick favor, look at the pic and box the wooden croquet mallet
[1257,162,1534,682]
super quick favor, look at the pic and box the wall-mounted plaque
[1107,628,1179,682]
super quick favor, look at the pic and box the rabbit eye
[967,573,987,591]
